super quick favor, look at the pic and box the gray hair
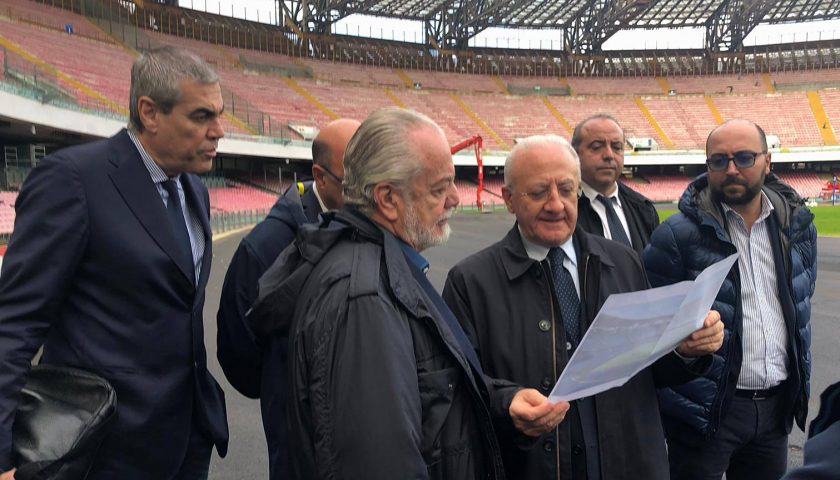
[343,107,443,214]
[129,46,219,132]
[504,134,581,187]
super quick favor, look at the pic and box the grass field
[657,205,840,236]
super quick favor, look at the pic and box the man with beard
[247,108,569,480]
[443,134,724,480]
[643,119,818,480]
[572,114,659,257]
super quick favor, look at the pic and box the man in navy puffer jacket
[643,119,817,480]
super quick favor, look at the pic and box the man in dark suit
[572,114,659,256]
[217,118,359,480]
[443,134,723,480]
[0,46,228,480]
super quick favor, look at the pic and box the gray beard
[403,203,452,252]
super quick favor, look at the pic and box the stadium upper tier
[5,1,840,151]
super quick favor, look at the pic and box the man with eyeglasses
[643,119,818,480]
[573,114,659,257]
[443,134,724,480]
[217,118,360,480]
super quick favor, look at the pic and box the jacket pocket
[418,366,458,466]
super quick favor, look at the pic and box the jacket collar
[498,223,613,281]
[680,172,813,244]
[106,129,201,288]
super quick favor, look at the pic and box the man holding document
[644,119,818,480]
[442,134,724,480]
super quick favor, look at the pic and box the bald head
[312,118,361,210]
[705,119,767,156]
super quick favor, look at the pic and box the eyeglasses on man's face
[319,164,344,183]
[706,151,766,172]
[516,182,579,203]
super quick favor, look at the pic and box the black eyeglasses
[706,151,765,172]
[319,164,344,183]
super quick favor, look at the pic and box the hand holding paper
[676,310,724,357]
[509,389,570,437]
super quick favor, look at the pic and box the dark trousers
[668,394,789,480]
[172,426,213,480]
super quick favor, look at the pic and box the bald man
[217,118,360,480]
[644,119,817,480]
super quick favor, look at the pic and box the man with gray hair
[443,134,724,480]
[248,108,569,480]
[0,46,227,479]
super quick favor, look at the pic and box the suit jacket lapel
[181,173,213,294]
[107,130,196,285]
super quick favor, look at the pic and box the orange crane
[450,135,484,210]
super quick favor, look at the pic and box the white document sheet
[548,253,739,403]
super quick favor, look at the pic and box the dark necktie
[596,194,632,248]
[548,247,581,346]
[161,179,194,277]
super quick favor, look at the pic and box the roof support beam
[564,0,653,56]
[705,0,779,52]
[278,0,378,34]
[424,0,529,50]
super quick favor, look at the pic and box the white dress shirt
[581,181,631,242]
[722,192,789,390]
[518,228,580,298]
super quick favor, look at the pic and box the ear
[311,165,327,190]
[137,96,159,133]
[502,186,515,214]
[372,183,402,223]
[764,152,772,175]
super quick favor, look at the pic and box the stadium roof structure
[278,0,840,53]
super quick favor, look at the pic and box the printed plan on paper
[549,254,739,403]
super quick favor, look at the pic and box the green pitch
[657,205,840,237]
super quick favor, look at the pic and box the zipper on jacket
[540,260,563,480]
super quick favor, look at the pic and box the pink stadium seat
[0,0,106,40]
[668,74,768,95]
[208,183,278,213]
[0,191,18,235]
[712,93,823,147]
[774,171,825,199]
[567,76,662,96]
[619,175,691,203]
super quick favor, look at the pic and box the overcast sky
[180,0,840,50]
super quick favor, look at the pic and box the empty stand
[208,182,278,213]
[218,68,333,135]
[775,171,826,199]
[668,74,768,95]
[461,93,569,147]
[816,90,840,139]
[713,92,823,147]
[304,58,404,87]
[566,76,662,96]
[0,0,105,40]
[404,70,499,93]
[0,191,17,235]
[642,95,718,149]
[548,96,667,147]
[302,79,395,122]
[773,69,840,87]
[620,175,690,203]
[0,19,131,113]
[387,88,493,148]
